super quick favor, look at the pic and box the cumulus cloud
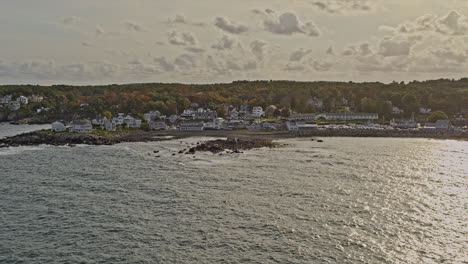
[166,14,205,27]
[250,40,267,60]
[311,0,376,14]
[154,57,176,71]
[378,38,412,57]
[289,48,312,61]
[214,17,248,34]
[284,63,306,71]
[174,54,197,70]
[81,42,95,48]
[185,47,205,53]
[211,35,237,50]
[124,21,145,32]
[312,60,333,71]
[62,16,80,25]
[380,10,468,36]
[167,31,197,46]
[263,12,320,36]
[326,46,335,55]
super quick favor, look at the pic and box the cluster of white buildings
[0,95,34,111]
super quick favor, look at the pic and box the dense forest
[1,78,467,122]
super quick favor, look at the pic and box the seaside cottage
[144,111,161,122]
[425,120,452,130]
[51,121,66,132]
[104,120,117,132]
[149,121,167,130]
[113,113,126,126]
[251,106,264,118]
[123,115,142,128]
[316,113,379,121]
[16,96,29,105]
[8,101,21,111]
[213,118,225,130]
[70,120,93,133]
[178,122,204,131]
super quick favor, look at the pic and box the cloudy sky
[1,0,468,85]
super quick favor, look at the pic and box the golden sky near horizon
[1,0,468,85]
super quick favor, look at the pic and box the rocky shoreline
[0,127,466,149]
[0,130,182,148]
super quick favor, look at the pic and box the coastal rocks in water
[0,130,180,147]
[185,137,279,154]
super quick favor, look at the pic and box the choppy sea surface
[0,125,467,263]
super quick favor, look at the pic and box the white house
[104,119,117,132]
[113,113,126,126]
[149,121,167,130]
[178,122,204,131]
[144,111,161,122]
[51,121,66,132]
[169,114,178,123]
[70,120,93,133]
[425,120,452,130]
[213,118,225,130]
[252,106,264,118]
[16,96,28,105]
[288,113,316,121]
[316,113,379,121]
[8,101,21,111]
[123,115,142,128]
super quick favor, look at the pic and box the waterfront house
[288,113,316,121]
[391,119,418,129]
[92,116,107,126]
[226,108,239,120]
[144,111,161,122]
[286,121,318,131]
[213,118,225,130]
[113,113,126,126]
[178,122,204,131]
[8,101,21,111]
[225,120,245,129]
[51,121,66,132]
[70,120,93,133]
[425,120,452,130]
[247,121,276,130]
[104,119,117,132]
[195,108,217,120]
[149,121,167,130]
[16,96,28,105]
[316,113,378,121]
[169,114,178,123]
[251,106,264,118]
[123,115,142,128]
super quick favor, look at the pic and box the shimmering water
[0,125,467,263]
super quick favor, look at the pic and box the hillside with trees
[1,78,467,122]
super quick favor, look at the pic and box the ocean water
[0,125,467,263]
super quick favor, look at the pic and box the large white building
[144,111,161,122]
[178,122,204,131]
[316,113,379,121]
[251,106,264,118]
[70,120,93,133]
[149,121,167,130]
[16,96,29,105]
